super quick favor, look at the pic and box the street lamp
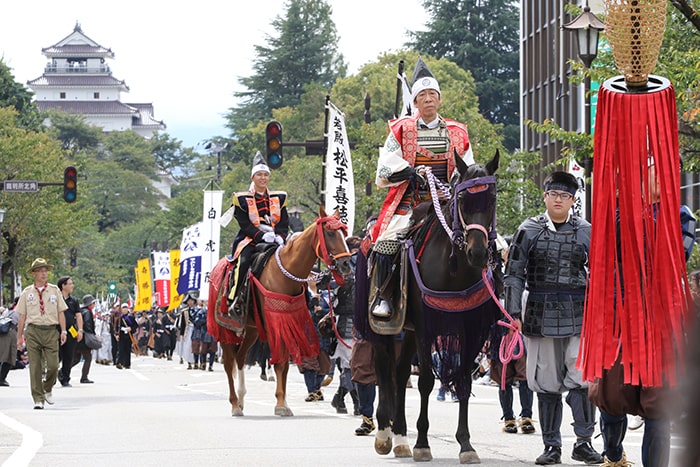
[204,142,230,183]
[0,208,5,308]
[563,2,605,220]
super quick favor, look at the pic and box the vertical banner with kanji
[134,258,152,311]
[324,101,355,235]
[177,222,203,295]
[152,250,171,308]
[168,249,182,311]
[200,190,224,298]
[568,159,587,220]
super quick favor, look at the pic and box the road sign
[3,180,39,192]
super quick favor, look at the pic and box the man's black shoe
[535,446,562,465]
[60,380,71,387]
[80,378,94,384]
[571,441,604,464]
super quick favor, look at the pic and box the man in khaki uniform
[16,258,68,409]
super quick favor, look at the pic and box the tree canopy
[408,0,520,151]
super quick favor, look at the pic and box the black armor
[505,214,591,338]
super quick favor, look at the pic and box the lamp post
[0,208,5,308]
[563,2,605,220]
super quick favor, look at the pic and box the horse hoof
[412,447,432,461]
[231,407,244,417]
[459,451,481,464]
[374,438,392,456]
[267,375,275,382]
[274,406,293,417]
[393,444,412,458]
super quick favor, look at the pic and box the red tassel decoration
[578,79,692,388]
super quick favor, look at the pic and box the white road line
[0,412,42,467]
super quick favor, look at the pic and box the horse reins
[274,215,349,285]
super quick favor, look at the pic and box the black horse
[360,150,501,464]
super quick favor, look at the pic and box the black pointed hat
[411,56,440,100]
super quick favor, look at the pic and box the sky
[0,0,427,150]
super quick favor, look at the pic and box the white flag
[324,101,355,235]
[398,71,413,117]
[200,190,224,298]
[568,159,587,220]
[151,251,171,308]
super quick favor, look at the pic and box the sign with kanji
[3,180,39,192]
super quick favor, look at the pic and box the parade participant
[15,258,68,409]
[57,276,83,387]
[177,294,197,369]
[587,159,696,467]
[116,305,139,369]
[370,57,474,318]
[73,294,97,384]
[488,235,535,434]
[504,172,602,465]
[229,151,289,312]
[0,304,19,386]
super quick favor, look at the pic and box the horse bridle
[426,169,497,249]
[450,175,498,249]
[274,215,350,284]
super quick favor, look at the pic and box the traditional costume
[229,152,289,308]
[370,57,473,318]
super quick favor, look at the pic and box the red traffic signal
[265,121,283,169]
[63,166,77,203]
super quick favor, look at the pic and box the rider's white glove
[275,235,285,246]
[262,232,276,243]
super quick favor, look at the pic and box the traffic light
[265,121,283,169]
[63,166,77,203]
[69,247,77,268]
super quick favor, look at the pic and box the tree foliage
[226,0,347,144]
[408,0,520,151]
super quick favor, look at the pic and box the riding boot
[370,251,395,317]
[599,410,627,463]
[229,247,253,315]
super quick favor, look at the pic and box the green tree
[0,59,43,131]
[45,110,102,153]
[226,0,347,159]
[100,130,157,178]
[150,132,197,176]
[408,0,520,151]
[0,107,93,300]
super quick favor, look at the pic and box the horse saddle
[368,242,409,335]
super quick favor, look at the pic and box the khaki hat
[29,258,53,273]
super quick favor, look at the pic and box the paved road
[0,353,685,466]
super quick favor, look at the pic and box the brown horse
[208,206,353,417]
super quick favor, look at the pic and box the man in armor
[370,57,474,318]
[504,171,603,465]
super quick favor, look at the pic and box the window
[94,92,100,99]
[60,92,66,99]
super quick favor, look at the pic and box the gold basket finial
[603,0,667,87]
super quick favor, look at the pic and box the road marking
[0,412,42,467]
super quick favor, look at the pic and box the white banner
[568,159,587,220]
[324,101,355,235]
[200,190,224,298]
[151,250,171,308]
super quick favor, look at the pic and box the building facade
[27,23,165,137]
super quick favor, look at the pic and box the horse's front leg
[221,344,243,416]
[456,382,480,464]
[273,355,293,416]
[413,345,435,461]
[373,339,395,456]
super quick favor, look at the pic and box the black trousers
[58,336,78,383]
